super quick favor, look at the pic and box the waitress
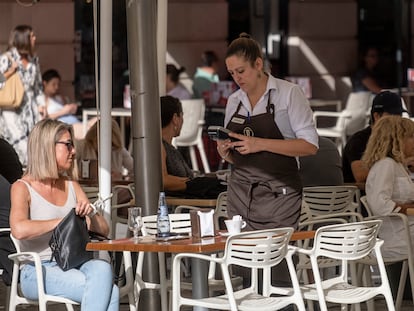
[217,33,318,230]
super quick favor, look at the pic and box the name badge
[231,117,245,124]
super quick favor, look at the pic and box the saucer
[218,231,231,237]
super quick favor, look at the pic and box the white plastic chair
[313,91,372,154]
[8,234,79,311]
[297,220,396,311]
[214,191,228,230]
[171,227,306,311]
[0,228,11,311]
[111,183,135,238]
[172,98,211,173]
[301,185,362,222]
[298,185,364,295]
[359,196,414,311]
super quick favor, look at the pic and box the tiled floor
[1,224,412,310]
[1,279,412,311]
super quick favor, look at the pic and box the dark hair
[42,69,61,82]
[225,33,263,66]
[8,25,34,57]
[166,64,185,84]
[160,96,182,128]
[201,50,219,67]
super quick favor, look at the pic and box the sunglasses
[55,141,74,152]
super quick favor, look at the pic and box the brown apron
[226,92,302,230]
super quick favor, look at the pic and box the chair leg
[395,261,408,311]
[188,146,199,172]
[197,139,210,173]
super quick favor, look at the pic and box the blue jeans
[21,259,119,311]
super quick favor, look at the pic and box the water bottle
[157,192,170,237]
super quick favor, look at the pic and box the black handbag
[49,208,93,271]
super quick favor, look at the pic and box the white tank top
[16,180,77,261]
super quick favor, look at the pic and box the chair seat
[302,278,387,304]
[183,287,297,311]
[316,127,343,138]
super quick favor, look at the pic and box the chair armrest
[174,205,203,214]
[8,251,42,264]
[313,110,351,118]
[0,228,10,233]
[364,213,413,256]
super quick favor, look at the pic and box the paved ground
[1,279,412,311]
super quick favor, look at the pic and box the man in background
[342,91,407,183]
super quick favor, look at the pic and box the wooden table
[166,197,217,208]
[87,230,315,311]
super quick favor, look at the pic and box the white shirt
[224,74,318,148]
[366,157,414,258]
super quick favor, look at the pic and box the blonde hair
[26,119,78,180]
[83,119,123,155]
[362,116,414,168]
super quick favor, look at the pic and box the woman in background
[192,50,220,99]
[166,64,191,100]
[0,25,43,166]
[37,69,96,139]
[363,116,414,257]
[76,119,133,179]
[160,95,193,191]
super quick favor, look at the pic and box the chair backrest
[81,186,100,202]
[342,91,372,136]
[214,191,228,230]
[301,185,360,222]
[225,228,294,269]
[313,220,382,260]
[173,98,205,145]
[359,195,373,217]
[141,213,192,236]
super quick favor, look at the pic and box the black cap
[371,91,407,115]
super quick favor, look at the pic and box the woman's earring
[174,126,177,131]
[257,71,262,79]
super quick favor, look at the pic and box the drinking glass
[128,207,142,240]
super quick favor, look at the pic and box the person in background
[0,174,16,287]
[166,64,191,100]
[192,50,220,99]
[0,138,23,184]
[9,119,119,310]
[217,33,318,231]
[37,69,96,139]
[76,119,133,180]
[363,116,414,258]
[352,46,383,94]
[0,25,43,166]
[160,95,193,191]
[343,91,407,183]
[299,136,343,187]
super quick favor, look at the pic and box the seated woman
[161,95,193,191]
[9,119,118,310]
[161,96,226,197]
[363,115,414,257]
[166,64,191,100]
[37,69,96,139]
[76,119,133,180]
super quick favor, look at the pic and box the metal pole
[98,0,112,223]
[126,0,162,309]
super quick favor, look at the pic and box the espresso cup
[224,219,247,234]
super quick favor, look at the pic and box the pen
[247,111,250,123]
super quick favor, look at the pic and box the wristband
[87,204,99,218]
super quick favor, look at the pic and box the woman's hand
[228,132,259,155]
[216,138,232,160]
[75,200,94,218]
